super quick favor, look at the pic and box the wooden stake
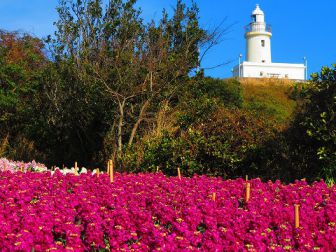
[109,159,114,183]
[74,162,78,175]
[245,182,251,202]
[177,167,181,180]
[294,204,300,228]
[245,175,248,181]
[107,160,110,175]
[156,166,159,173]
[96,168,100,177]
[212,192,216,202]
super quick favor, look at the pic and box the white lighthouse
[233,4,306,80]
[245,4,272,63]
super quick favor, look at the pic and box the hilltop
[241,78,298,125]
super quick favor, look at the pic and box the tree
[0,30,46,159]
[300,65,336,179]
[47,0,212,167]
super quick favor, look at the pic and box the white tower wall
[246,33,271,63]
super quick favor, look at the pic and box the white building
[233,4,306,80]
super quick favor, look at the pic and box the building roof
[252,4,264,15]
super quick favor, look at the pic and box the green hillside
[241,78,298,125]
[117,77,306,181]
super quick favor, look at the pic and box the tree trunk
[117,99,126,154]
[128,100,150,146]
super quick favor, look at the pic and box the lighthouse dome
[252,4,264,16]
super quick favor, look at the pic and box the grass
[240,78,298,125]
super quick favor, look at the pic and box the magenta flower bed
[0,171,335,251]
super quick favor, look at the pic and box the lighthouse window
[261,40,265,47]
[252,15,256,22]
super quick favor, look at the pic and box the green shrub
[198,77,243,108]
[131,107,277,178]
[176,77,243,130]
[298,65,336,179]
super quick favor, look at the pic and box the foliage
[192,77,243,108]
[242,65,336,182]
[42,0,210,167]
[176,77,242,130]
[299,65,336,179]
[27,61,107,166]
[130,107,277,178]
[0,30,46,160]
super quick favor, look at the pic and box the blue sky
[0,0,335,78]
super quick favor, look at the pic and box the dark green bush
[129,108,277,178]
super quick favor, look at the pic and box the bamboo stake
[107,160,110,175]
[212,192,216,202]
[294,204,300,228]
[245,182,251,202]
[96,168,100,177]
[74,162,78,175]
[177,167,181,180]
[109,159,114,183]
[245,175,248,181]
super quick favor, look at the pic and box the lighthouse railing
[245,23,272,33]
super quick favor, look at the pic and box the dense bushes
[176,77,242,130]
[301,65,336,179]
[138,108,278,178]
[241,66,336,182]
[120,77,280,179]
